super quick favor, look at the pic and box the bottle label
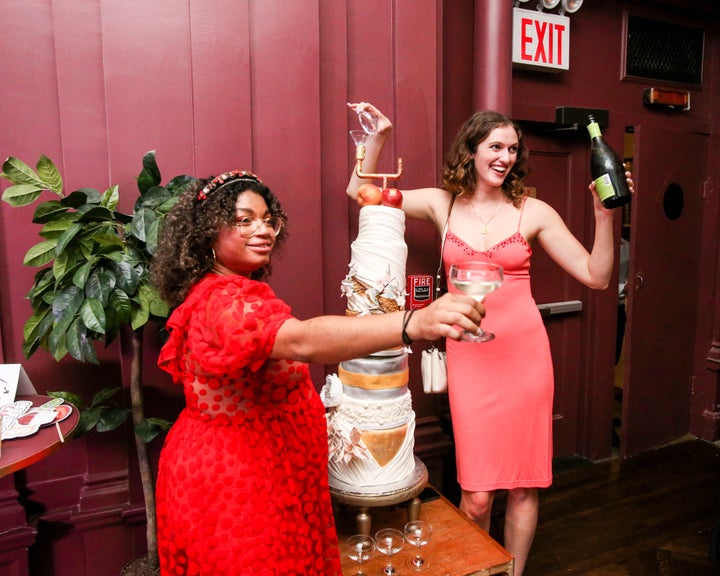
[594,173,616,201]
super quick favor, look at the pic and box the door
[522,125,616,459]
[621,126,705,457]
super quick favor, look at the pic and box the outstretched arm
[272,292,484,364]
[535,175,633,289]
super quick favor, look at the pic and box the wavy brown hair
[151,176,288,308]
[442,111,530,206]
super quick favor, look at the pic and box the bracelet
[401,309,416,346]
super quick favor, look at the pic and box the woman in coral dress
[347,103,632,576]
[150,170,484,575]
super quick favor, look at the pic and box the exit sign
[512,8,570,72]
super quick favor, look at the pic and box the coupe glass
[449,261,503,342]
[404,520,432,571]
[346,534,375,576]
[374,528,404,575]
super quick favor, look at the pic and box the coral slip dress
[155,274,341,575]
[444,199,554,492]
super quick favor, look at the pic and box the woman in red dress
[150,170,484,575]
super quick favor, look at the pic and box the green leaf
[109,289,133,324]
[67,188,103,205]
[24,239,58,267]
[85,268,116,305]
[33,200,69,223]
[39,213,78,239]
[54,222,83,255]
[79,406,103,432]
[96,406,129,432]
[52,249,79,283]
[52,285,84,318]
[135,417,172,443]
[1,156,46,187]
[36,155,63,194]
[101,184,119,211]
[77,205,116,223]
[66,317,86,362]
[145,284,169,318]
[137,150,161,194]
[145,218,160,255]
[1,184,43,207]
[23,308,53,348]
[80,298,106,334]
[165,174,197,195]
[49,330,69,362]
[91,387,121,406]
[72,260,94,288]
[111,259,140,294]
[61,189,99,208]
[78,330,98,364]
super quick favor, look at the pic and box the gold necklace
[470,198,504,234]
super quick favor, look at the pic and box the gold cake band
[338,366,409,390]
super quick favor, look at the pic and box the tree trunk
[129,328,159,571]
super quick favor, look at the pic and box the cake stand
[329,456,428,535]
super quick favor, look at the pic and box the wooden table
[334,486,514,576]
[0,395,79,477]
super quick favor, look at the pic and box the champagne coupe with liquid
[374,528,404,576]
[346,534,375,576]
[449,261,504,342]
[404,520,432,571]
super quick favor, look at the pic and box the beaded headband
[197,170,263,201]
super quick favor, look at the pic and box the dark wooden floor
[518,438,720,575]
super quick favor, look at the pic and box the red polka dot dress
[155,274,341,575]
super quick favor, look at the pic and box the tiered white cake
[324,205,417,491]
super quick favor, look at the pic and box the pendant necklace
[470,197,504,234]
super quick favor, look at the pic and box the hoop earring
[211,247,217,262]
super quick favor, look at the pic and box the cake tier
[341,205,407,315]
[339,352,409,392]
[326,413,416,488]
[334,387,412,430]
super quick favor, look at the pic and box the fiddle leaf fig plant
[1,151,197,574]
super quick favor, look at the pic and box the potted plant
[0,152,197,575]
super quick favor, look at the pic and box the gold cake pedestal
[329,457,428,535]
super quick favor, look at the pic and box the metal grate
[626,16,704,85]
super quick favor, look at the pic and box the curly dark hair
[442,111,530,207]
[151,175,288,308]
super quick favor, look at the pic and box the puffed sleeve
[158,275,294,381]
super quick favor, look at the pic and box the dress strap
[517,196,528,232]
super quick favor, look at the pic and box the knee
[461,491,494,521]
[507,487,538,508]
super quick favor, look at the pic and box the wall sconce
[560,0,583,14]
[517,0,583,15]
[537,0,561,10]
[643,87,690,111]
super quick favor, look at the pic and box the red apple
[381,187,403,208]
[356,183,383,206]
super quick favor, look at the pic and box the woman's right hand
[408,293,485,342]
[347,102,393,135]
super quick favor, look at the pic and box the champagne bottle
[587,115,631,209]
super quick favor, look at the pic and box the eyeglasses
[232,216,284,238]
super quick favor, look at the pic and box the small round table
[0,395,80,477]
[329,457,428,535]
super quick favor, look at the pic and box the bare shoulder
[520,196,564,239]
[402,186,452,228]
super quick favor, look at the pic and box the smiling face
[212,190,277,276]
[472,124,519,190]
